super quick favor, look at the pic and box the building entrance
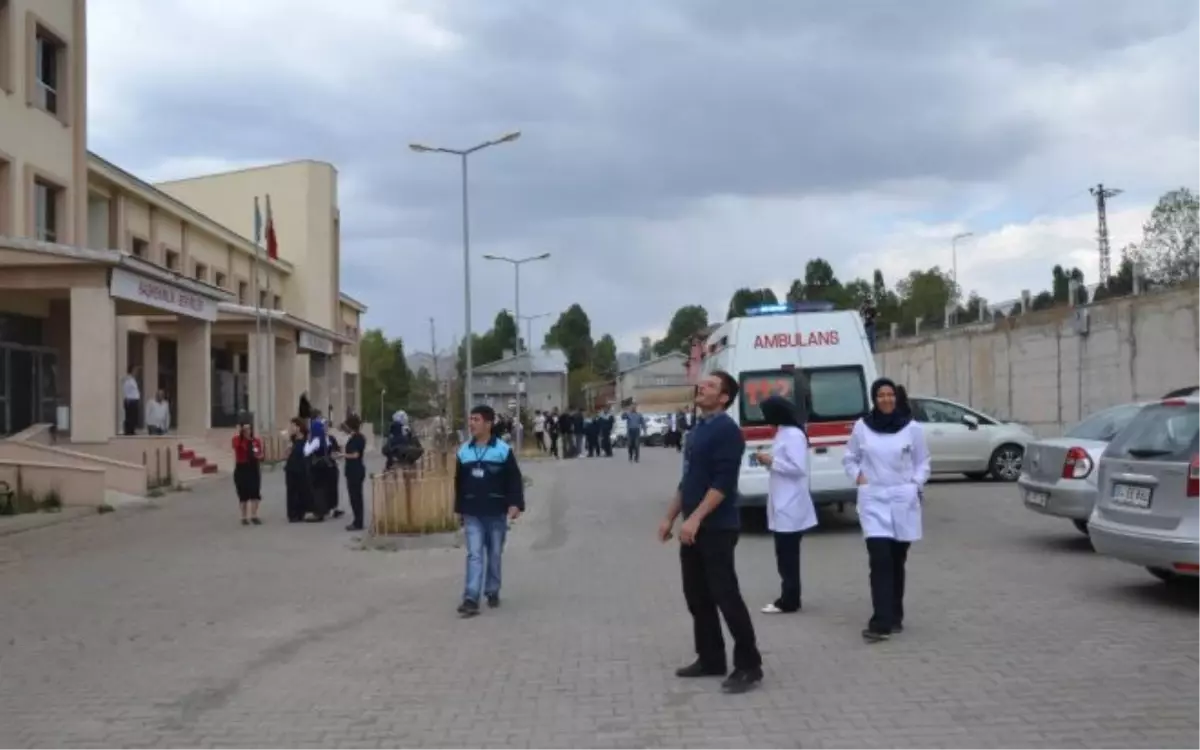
[0,345,59,436]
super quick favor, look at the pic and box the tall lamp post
[483,253,550,452]
[950,231,973,324]
[378,388,386,438]
[518,311,553,423]
[409,131,522,431]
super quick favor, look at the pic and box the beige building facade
[0,0,365,467]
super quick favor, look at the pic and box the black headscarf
[863,377,913,435]
[760,395,804,430]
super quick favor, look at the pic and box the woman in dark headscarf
[752,396,817,614]
[842,377,930,643]
[298,392,313,421]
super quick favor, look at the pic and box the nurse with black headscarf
[842,378,930,643]
[752,395,817,614]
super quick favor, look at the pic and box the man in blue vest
[454,405,525,617]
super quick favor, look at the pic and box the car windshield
[739,366,867,425]
[1066,403,1145,442]
[1104,402,1199,462]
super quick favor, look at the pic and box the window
[258,290,267,308]
[193,262,207,282]
[0,155,10,234]
[1105,403,1199,463]
[913,399,969,425]
[237,281,248,304]
[273,294,281,310]
[130,237,148,259]
[30,23,66,120]
[214,271,227,289]
[0,1,11,94]
[33,179,60,242]
[164,249,179,271]
[739,366,867,425]
[1067,403,1146,442]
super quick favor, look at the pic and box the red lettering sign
[752,330,840,349]
[742,377,793,408]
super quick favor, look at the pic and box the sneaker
[721,668,763,694]
[241,519,250,526]
[250,518,262,526]
[457,600,480,618]
[345,523,364,532]
[761,601,799,614]
[674,660,727,678]
[861,628,890,643]
[486,594,500,608]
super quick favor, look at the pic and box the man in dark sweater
[658,370,763,693]
[454,405,525,617]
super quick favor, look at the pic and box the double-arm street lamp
[483,253,551,451]
[409,131,522,429]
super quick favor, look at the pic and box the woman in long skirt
[842,379,931,643]
[285,417,316,523]
[232,422,264,526]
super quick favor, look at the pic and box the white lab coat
[842,419,931,542]
[766,426,819,533]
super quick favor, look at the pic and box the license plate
[1025,490,1049,507]
[1112,483,1152,508]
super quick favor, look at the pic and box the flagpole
[252,197,264,436]
[265,194,276,434]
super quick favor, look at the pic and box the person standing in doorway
[658,371,762,694]
[232,422,264,525]
[533,411,547,453]
[121,366,141,435]
[842,378,930,643]
[454,405,525,617]
[146,390,171,435]
[752,396,816,614]
[342,414,367,532]
[624,405,645,463]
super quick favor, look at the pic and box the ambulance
[696,301,878,511]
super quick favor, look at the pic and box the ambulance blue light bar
[745,301,836,316]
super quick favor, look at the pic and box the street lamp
[409,130,522,431]
[483,253,551,452]
[951,232,973,289]
[378,388,386,438]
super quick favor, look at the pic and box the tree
[455,310,521,381]
[1051,265,1087,306]
[726,287,778,319]
[1094,254,1136,300]
[359,329,425,431]
[1132,187,1199,284]
[593,334,618,378]
[654,305,709,356]
[544,304,594,371]
[895,267,955,327]
[407,367,438,420]
[491,310,520,357]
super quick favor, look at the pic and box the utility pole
[429,317,441,417]
[1090,183,1122,282]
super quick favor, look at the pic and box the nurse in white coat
[753,396,818,614]
[842,379,930,643]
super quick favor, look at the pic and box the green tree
[544,304,594,371]
[593,334,618,378]
[1132,187,1199,284]
[491,310,520,356]
[1051,265,1087,306]
[1094,253,1136,300]
[896,267,956,328]
[726,287,778,319]
[455,310,522,381]
[654,305,709,356]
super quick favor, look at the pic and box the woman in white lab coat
[842,379,930,643]
[753,395,818,614]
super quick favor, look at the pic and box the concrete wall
[875,286,1200,436]
[0,458,105,508]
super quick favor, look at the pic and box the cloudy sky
[89,0,1198,353]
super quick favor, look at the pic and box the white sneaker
[761,603,784,614]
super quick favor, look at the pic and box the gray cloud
[92,0,1198,351]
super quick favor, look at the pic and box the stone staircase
[177,440,221,483]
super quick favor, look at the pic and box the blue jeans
[462,514,508,603]
[628,430,641,461]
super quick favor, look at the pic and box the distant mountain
[406,351,457,380]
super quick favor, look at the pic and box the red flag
[265,194,278,260]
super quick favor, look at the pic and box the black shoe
[675,660,727,678]
[893,623,904,634]
[251,517,263,525]
[486,594,500,608]
[862,628,890,643]
[457,600,480,617]
[345,523,364,532]
[332,509,345,519]
[721,668,763,694]
[241,519,250,526]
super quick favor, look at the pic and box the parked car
[909,396,1036,481]
[1088,395,1199,585]
[1163,386,1199,398]
[642,414,669,447]
[1020,402,1149,535]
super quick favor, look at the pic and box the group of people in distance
[657,372,929,694]
[529,405,693,462]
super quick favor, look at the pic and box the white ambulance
[697,301,878,511]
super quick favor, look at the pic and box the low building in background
[615,352,691,411]
[471,349,569,414]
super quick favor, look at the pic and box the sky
[87,0,1199,354]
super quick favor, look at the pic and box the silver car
[1020,402,1148,535]
[1089,396,1200,585]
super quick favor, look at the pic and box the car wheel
[988,444,1024,482]
[1072,519,1090,536]
[964,471,989,481]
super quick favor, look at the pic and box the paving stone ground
[0,447,1196,748]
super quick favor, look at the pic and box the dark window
[131,237,148,258]
[34,180,59,242]
[1105,403,1199,463]
[1066,403,1145,442]
[35,32,61,114]
[739,366,867,425]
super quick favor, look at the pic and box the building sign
[752,331,840,348]
[298,330,335,356]
[109,268,217,321]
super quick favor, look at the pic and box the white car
[909,396,1036,481]
[1019,402,1148,535]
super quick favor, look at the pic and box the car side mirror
[962,414,980,430]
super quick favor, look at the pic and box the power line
[1090,183,1122,282]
